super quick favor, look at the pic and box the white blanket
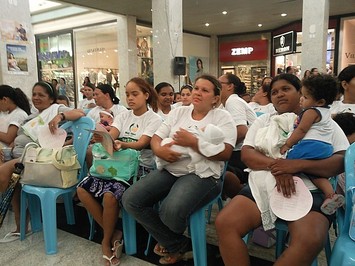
[249,112,297,230]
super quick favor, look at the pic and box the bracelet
[59,112,66,121]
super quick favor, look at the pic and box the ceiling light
[281,13,287,17]
[205,23,210,27]
[258,24,262,27]
[222,11,227,15]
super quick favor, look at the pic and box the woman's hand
[48,115,62,134]
[113,140,122,151]
[173,128,197,149]
[269,158,300,176]
[274,173,296,197]
[157,141,182,163]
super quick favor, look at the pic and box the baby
[99,110,114,132]
[156,124,225,178]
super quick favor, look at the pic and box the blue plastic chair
[330,143,355,265]
[20,117,95,255]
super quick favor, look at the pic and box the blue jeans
[122,169,221,253]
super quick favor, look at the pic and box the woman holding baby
[122,74,236,264]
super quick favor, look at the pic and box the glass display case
[251,66,267,94]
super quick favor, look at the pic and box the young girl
[77,77,162,266]
[280,74,344,215]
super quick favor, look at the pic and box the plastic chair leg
[63,193,75,225]
[27,194,42,232]
[40,192,59,255]
[190,208,208,266]
[144,234,153,256]
[88,212,95,241]
[122,207,137,255]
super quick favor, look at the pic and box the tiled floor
[0,200,331,265]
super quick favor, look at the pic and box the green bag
[90,143,140,185]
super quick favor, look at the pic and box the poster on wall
[189,56,209,84]
[140,58,154,85]
[6,44,28,74]
[137,36,152,58]
[0,20,28,42]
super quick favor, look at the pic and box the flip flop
[321,194,345,215]
[159,252,185,265]
[154,243,169,257]
[111,239,124,259]
[102,254,120,266]
[0,231,32,243]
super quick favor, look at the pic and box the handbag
[90,143,140,185]
[251,226,276,248]
[20,143,81,188]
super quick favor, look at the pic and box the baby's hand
[113,140,122,151]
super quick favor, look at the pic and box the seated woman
[77,77,162,266]
[173,84,193,108]
[0,85,31,163]
[215,74,349,265]
[0,81,84,243]
[249,83,275,114]
[122,75,236,264]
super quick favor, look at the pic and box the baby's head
[333,112,355,144]
[202,124,225,145]
[99,110,114,126]
[300,74,338,109]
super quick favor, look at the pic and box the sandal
[154,243,169,257]
[321,193,345,215]
[112,239,124,259]
[159,252,185,265]
[102,255,120,266]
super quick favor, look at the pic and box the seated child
[333,112,355,195]
[99,110,114,132]
[155,123,225,178]
[280,74,345,215]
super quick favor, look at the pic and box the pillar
[301,0,329,73]
[0,0,38,97]
[152,0,183,90]
[116,15,137,106]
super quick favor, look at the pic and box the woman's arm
[119,135,152,150]
[241,145,275,170]
[270,151,345,178]
[48,109,85,134]
[151,134,181,163]
[0,125,18,146]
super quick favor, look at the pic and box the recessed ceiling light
[281,13,287,17]
[222,11,227,15]
[205,23,210,27]
[258,24,263,27]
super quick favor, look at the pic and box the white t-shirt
[78,98,95,110]
[111,109,162,168]
[243,112,349,190]
[248,102,276,114]
[155,105,237,178]
[224,94,257,150]
[87,104,126,123]
[0,107,28,147]
[330,101,355,115]
[156,105,176,121]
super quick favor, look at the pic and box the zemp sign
[273,31,296,56]
[219,40,268,62]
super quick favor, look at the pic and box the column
[0,0,38,97]
[301,0,329,73]
[116,15,137,106]
[152,0,183,90]
[209,35,219,78]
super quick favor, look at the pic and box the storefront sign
[219,40,268,62]
[273,31,296,56]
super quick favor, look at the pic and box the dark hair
[34,81,58,102]
[180,84,193,93]
[224,73,246,96]
[83,76,91,85]
[262,83,272,100]
[286,66,293,73]
[95,83,120,104]
[196,58,203,69]
[195,74,221,96]
[59,77,66,84]
[337,65,355,94]
[0,85,31,115]
[155,82,174,94]
[302,74,338,106]
[261,76,272,86]
[51,79,58,84]
[127,77,158,111]
[303,70,311,78]
[310,68,318,74]
[333,113,355,136]
[57,95,70,106]
[269,74,301,101]
[85,82,95,90]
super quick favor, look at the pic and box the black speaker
[173,57,186,75]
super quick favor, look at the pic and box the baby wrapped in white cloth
[156,124,225,178]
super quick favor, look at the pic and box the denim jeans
[122,169,221,253]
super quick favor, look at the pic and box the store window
[36,32,75,105]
